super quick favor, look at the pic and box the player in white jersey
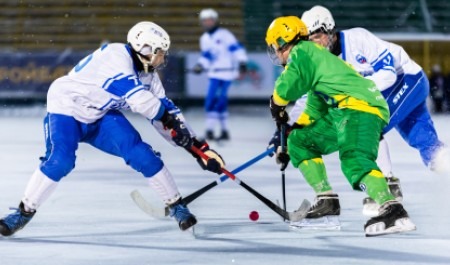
[0,21,225,236]
[192,8,248,141]
[299,6,448,215]
[269,5,449,218]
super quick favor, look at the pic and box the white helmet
[199,8,219,21]
[127,21,170,72]
[301,5,335,35]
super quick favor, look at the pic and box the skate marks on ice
[3,227,450,265]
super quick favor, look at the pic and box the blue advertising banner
[0,50,87,100]
[0,50,184,100]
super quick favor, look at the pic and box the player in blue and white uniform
[299,6,448,215]
[0,22,225,236]
[192,8,248,141]
[269,5,449,220]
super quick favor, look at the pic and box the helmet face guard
[266,38,290,66]
[265,16,308,66]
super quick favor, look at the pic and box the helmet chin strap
[137,53,156,73]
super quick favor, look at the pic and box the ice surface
[1,106,450,265]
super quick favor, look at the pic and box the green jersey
[273,41,389,123]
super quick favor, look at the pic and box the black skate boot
[205,130,215,141]
[365,201,416,237]
[362,176,403,216]
[217,130,230,141]
[306,194,341,218]
[168,199,197,231]
[0,202,35,236]
[290,194,341,230]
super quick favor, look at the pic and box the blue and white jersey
[197,27,248,81]
[47,43,166,124]
[339,28,422,91]
[289,28,424,124]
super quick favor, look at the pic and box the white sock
[22,168,58,211]
[377,138,393,177]
[206,111,219,131]
[148,166,180,205]
[219,112,229,131]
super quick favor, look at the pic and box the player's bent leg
[288,122,341,229]
[396,101,445,169]
[148,167,197,231]
[88,112,196,230]
[1,114,81,237]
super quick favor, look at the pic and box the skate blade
[289,215,341,230]
[365,217,416,237]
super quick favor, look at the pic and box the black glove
[188,139,225,174]
[276,148,290,171]
[267,125,291,170]
[238,62,247,74]
[160,110,193,148]
[192,64,204,74]
[270,95,289,129]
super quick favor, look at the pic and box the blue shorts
[205,78,232,113]
[40,111,164,181]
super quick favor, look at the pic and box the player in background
[296,5,449,215]
[192,8,248,141]
[0,21,225,236]
[266,16,416,236]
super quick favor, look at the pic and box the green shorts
[288,108,386,189]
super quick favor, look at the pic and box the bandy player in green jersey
[265,16,416,236]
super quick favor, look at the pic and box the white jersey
[289,27,422,123]
[197,27,248,81]
[339,27,422,91]
[47,43,165,124]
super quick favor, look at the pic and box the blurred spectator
[429,64,448,113]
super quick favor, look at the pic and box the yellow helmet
[265,16,309,51]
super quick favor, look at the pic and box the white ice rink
[1,106,450,265]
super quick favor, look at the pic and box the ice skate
[205,130,215,141]
[168,199,197,231]
[290,194,341,230]
[217,130,230,141]
[0,202,35,236]
[362,176,403,217]
[365,201,416,237]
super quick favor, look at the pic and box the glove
[160,110,193,148]
[270,95,289,129]
[267,129,281,157]
[192,64,204,74]
[267,125,291,170]
[276,147,290,171]
[188,139,225,174]
[238,62,247,74]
